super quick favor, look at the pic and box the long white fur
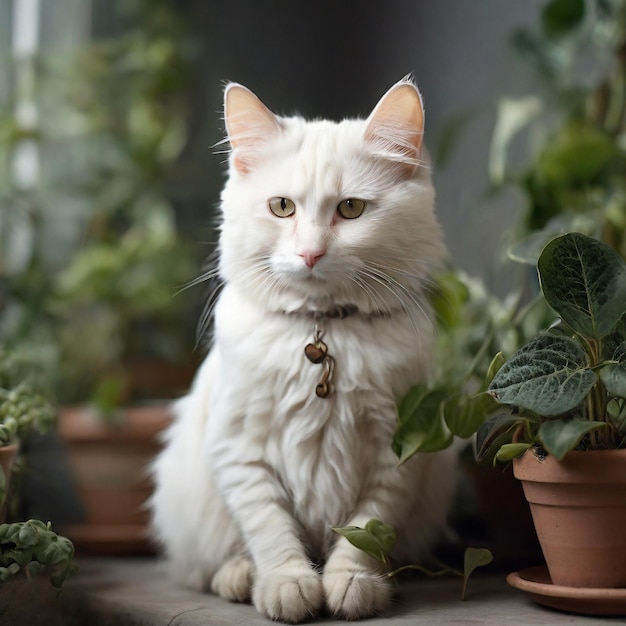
[150,78,458,623]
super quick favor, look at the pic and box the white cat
[150,77,458,623]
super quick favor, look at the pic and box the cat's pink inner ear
[364,81,425,172]
[224,84,281,174]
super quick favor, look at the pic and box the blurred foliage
[397,0,626,463]
[0,1,200,412]
[0,347,56,449]
[491,0,626,257]
[460,0,626,371]
[0,345,57,521]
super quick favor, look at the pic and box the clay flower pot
[513,446,626,588]
[59,403,172,554]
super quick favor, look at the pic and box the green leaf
[508,214,601,266]
[538,124,615,188]
[364,519,397,558]
[6,547,33,568]
[494,442,532,465]
[17,524,38,547]
[397,383,429,424]
[489,96,542,184]
[601,365,626,398]
[508,230,562,265]
[538,234,626,340]
[25,561,42,579]
[331,519,396,566]
[485,352,506,387]
[542,0,585,38]
[488,334,596,416]
[462,548,493,600]
[600,343,626,398]
[475,412,528,463]
[393,387,453,462]
[444,392,498,439]
[431,271,470,331]
[538,419,605,460]
[50,563,75,590]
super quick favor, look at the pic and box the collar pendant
[304,327,335,398]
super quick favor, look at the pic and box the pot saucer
[507,566,626,616]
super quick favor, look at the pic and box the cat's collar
[282,304,390,321]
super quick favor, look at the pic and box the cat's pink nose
[300,251,325,269]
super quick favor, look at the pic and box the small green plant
[0,350,74,590]
[0,351,56,447]
[0,347,56,505]
[392,357,502,465]
[477,232,626,464]
[391,265,557,465]
[332,519,492,601]
[0,519,75,589]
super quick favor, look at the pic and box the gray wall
[173,1,545,291]
[0,0,546,290]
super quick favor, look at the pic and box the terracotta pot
[59,403,172,554]
[514,447,626,588]
[0,442,19,523]
[125,357,198,402]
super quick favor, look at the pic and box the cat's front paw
[323,567,392,619]
[211,555,253,603]
[253,564,323,623]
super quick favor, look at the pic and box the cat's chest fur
[206,285,430,549]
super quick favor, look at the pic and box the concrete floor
[1,557,623,625]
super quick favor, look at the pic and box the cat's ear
[364,78,424,175]
[224,83,281,174]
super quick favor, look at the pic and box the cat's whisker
[361,261,422,301]
[358,262,435,342]
[237,257,288,306]
[212,136,231,155]
[365,259,442,303]
[196,258,283,345]
[366,256,441,281]
[176,267,221,296]
[196,286,223,347]
[356,267,422,341]
[349,273,391,317]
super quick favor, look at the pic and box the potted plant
[476,232,626,605]
[0,347,74,590]
[48,1,198,414]
[0,348,57,518]
[23,3,203,555]
[1,1,200,556]
[467,0,626,578]
[391,268,549,565]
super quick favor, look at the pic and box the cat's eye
[269,197,296,218]
[337,199,366,219]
